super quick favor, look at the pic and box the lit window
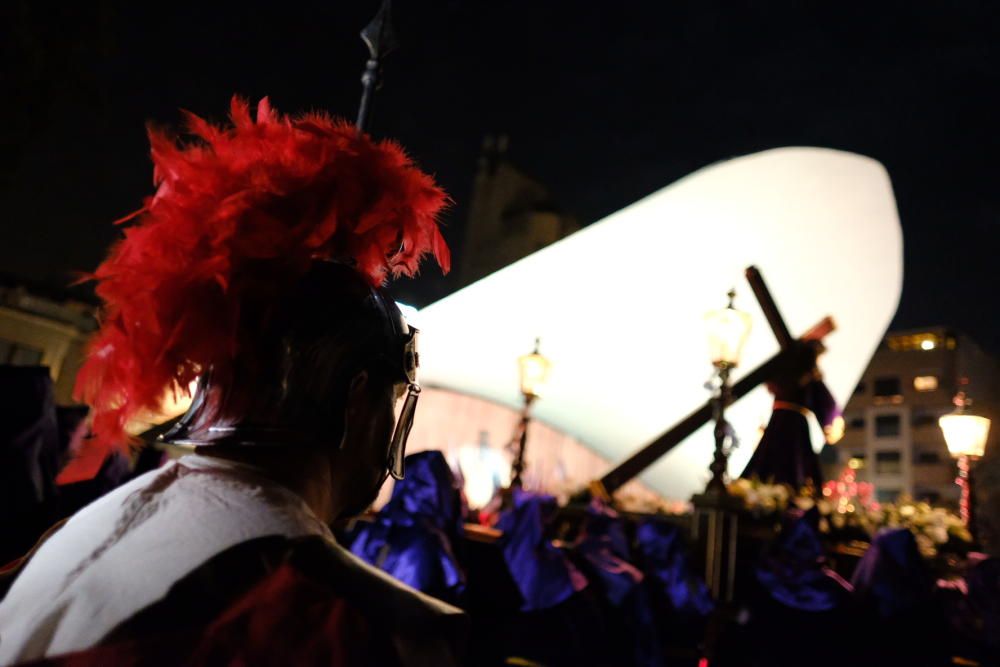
[848,457,865,469]
[913,375,939,392]
[886,332,944,352]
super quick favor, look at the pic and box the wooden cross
[596,266,836,496]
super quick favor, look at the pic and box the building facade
[832,327,998,506]
[457,135,578,288]
[0,282,96,404]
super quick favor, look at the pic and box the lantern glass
[518,343,551,398]
[704,301,752,368]
[939,412,990,459]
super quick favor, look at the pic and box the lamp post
[703,289,753,495]
[691,288,753,625]
[939,392,991,537]
[509,338,551,489]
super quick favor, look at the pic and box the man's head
[75,99,449,514]
[164,261,420,517]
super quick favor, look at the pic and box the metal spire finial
[356,0,399,132]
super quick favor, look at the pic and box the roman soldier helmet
[74,97,449,481]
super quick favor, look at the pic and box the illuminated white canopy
[415,147,903,500]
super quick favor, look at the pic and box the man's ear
[345,369,370,416]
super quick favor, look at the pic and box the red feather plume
[75,97,450,450]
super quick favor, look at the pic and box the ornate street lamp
[518,338,552,400]
[939,392,991,534]
[703,289,752,495]
[509,338,551,489]
[691,289,753,607]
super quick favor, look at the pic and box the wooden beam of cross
[596,266,835,496]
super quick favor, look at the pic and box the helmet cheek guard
[370,289,420,481]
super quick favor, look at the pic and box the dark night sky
[3,1,999,352]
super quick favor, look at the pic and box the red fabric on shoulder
[190,562,381,666]
[18,564,386,667]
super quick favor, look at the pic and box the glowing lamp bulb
[939,392,990,459]
[518,338,552,399]
[704,289,752,368]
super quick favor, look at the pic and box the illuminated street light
[939,392,991,534]
[510,338,551,489]
[705,290,753,369]
[703,290,752,495]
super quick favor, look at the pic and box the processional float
[409,146,903,616]
[416,145,903,502]
[334,0,905,505]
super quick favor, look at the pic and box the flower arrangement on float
[725,465,972,557]
[613,491,693,517]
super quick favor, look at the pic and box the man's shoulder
[96,536,467,665]
[290,534,465,631]
[107,534,465,657]
[18,534,465,667]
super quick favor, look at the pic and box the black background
[3,1,998,352]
